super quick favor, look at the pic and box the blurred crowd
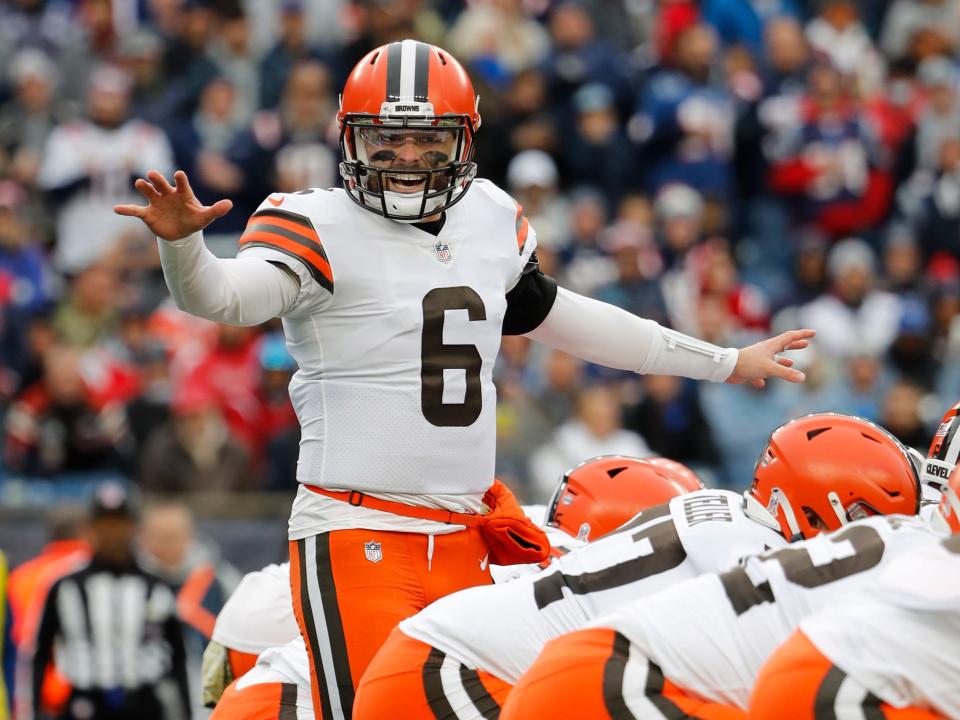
[2,0,960,501]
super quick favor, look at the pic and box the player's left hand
[726,328,815,388]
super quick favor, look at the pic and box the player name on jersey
[683,494,734,526]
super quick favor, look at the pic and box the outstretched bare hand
[726,328,816,389]
[113,170,233,242]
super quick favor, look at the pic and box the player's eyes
[360,129,452,146]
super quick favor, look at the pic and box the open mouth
[386,173,427,193]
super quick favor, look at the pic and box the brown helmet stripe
[413,41,430,101]
[385,41,402,101]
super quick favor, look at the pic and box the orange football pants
[212,681,300,720]
[749,631,945,720]
[290,528,492,720]
[500,628,745,720]
[353,626,512,719]
[229,648,259,680]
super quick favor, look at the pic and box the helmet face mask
[337,41,481,223]
[744,413,921,541]
[339,115,477,222]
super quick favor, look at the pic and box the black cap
[89,482,138,521]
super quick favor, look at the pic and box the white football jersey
[595,515,945,709]
[399,489,785,683]
[920,482,945,524]
[211,563,300,655]
[236,181,536,538]
[234,637,314,719]
[801,533,960,718]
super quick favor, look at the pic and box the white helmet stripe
[399,39,419,101]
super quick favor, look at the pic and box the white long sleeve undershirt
[527,288,738,383]
[158,232,738,381]
[157,231,298,326]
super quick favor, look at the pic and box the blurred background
[2,0,960,574]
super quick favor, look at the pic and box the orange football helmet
[338,39,481,221]
[921,401,960,491]
[546,455,704,542]
[744,413,921,541]
[938,465,960,534]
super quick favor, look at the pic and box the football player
[352,414,919,720]
[748,466,960,720]
[499,428,933,719]
[115,39,813,719]
[209,456,697,719]
[200,563,300,707]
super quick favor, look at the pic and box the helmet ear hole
[749,413,922,540]
[801,507,829,531]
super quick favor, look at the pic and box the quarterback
[115,40,813,719]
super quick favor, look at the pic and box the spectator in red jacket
[3,343,132,475]
[765,63,894,238]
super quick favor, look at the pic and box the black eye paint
[422,151,449,167]
[370,150,397,162]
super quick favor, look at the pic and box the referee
[31,484,191,719]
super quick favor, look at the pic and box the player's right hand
[113,170,233,242]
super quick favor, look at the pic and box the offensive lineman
[351,413,921,720]
[115,39,814,720]
[748,469,960,720]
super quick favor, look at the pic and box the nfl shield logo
[434,241,452,264]
[766,491,780,517]
[364,541,383,563]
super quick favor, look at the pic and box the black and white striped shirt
[31,558,190,715]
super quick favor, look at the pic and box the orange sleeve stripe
[517,216,529,253]
[240,231,333,284]
[245,215,321,246]
[513,201,528,253]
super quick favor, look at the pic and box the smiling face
[356,126,459,195]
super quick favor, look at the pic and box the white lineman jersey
[801,533,960,717]
[400,489,785,683]
[236,180,536,499]
[594,514,945,709]
[234,637,314,719]
[211,563,300,655]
